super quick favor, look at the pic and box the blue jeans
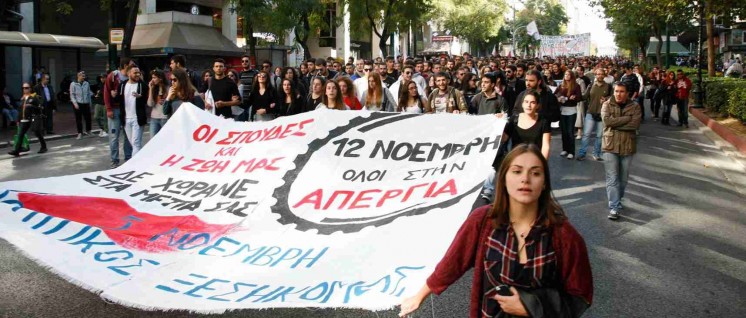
[124,117,143,155]
[481,170,496,201]
[108,108,132,164]
[578,114,604,158]
[2,108,18,122]
[150,118,166,137]
[603,152,634,211]
[559,113,577,155]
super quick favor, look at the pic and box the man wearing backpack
[426,72,467,114]
[170,55,201,90]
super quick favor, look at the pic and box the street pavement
[0,107,745,318]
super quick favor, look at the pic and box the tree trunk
[705,1,715,77]
[120,0,139,58]
[295,14,311,61]
[653,25,663,67]
[246,20,257,65]
[379,33,389,58]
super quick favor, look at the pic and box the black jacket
[116,80,149,126]
[33,83,56,110]
[512,85,560,122]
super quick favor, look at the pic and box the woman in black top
[495,90,551,169]
[249,71,277,122]
[477,90,551,206]
[278,78,303,116]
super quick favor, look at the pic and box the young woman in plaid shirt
[400,144,593,318]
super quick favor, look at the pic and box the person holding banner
[316,80,349,110]
[400,144,593,318]
[361,72,396,112]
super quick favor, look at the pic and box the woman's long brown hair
[366,72,383,106]
[560,70,576,96]
[488,144,566,229]
[323,80,346,110]
[171,68,196,101]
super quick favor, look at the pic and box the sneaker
[560,151,568,157]
[576,155,586,161]
[592,155,604,161]
[76,134,82,140]
[7,150,20,157]
[566,154,574,160]
[83,131,90,136]
[100,131,108,137]
[37,148,47,154]
[110,162,119,169]
[608,209,620,220]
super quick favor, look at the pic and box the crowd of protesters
[2,51,712,317]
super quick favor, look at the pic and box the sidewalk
[0,102,104,149]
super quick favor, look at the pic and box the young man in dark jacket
[33,74,56,134]
[511,70,560,122]
[115,66,148,156]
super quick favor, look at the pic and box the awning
[0,30,105,49]
[127,22,245,57]
[646,41,690,56]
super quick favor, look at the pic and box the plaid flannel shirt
[482,224,557,317]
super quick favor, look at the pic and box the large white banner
[539,33,591,57]
[0,105,504,313]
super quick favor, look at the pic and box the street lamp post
[511,24,529,57]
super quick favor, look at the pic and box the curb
[690,107,746,156]
[0,129,103,149]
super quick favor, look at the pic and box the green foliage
[593,0,692,60]
[42,0,73,15]
[512,0,568,55]
[429,0,507,44]
[703,78,744,116]
[727,85,746,122]
[347,0,432,55]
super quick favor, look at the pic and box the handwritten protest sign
[0,105,505,313]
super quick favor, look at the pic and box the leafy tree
[41,0,140,58]
[511,0,568,57]
[269,0,335,60]
[591,0,696,65]
[347,0,431,57]
[429,0,508,54]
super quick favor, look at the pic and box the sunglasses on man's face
[363,68,372,72]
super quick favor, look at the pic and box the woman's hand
[166,87,176,101]
[256,109,267,115]
[494,287,529,317]
[399,295,424,317]
[495,113,506,119]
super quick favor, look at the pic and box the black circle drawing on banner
[270,112,482,234]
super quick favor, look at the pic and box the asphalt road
[1,108,745,318]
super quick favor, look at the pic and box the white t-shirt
[432,93,448,113]
[124,82,138,119]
